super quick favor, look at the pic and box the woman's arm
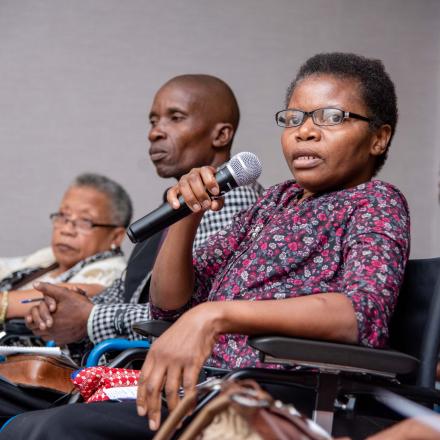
[6,289,44,319]
[203,292,358,343]
[149,214,203,310]
[5,282,104,319]
[149,166,222,311]
[56,282,104,297]
[137,292,358,430]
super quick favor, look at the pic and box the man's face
[148,83,216,179]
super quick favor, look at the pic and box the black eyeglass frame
[49,212,120,231]
[275,107,371,128]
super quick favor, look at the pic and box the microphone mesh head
[227,152,262,186]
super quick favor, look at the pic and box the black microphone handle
[126,166,238,243]
[126,198,191,243]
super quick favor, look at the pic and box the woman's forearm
[6,282,105,319]
[56,282,105,297]
[203,292,359,344]
[6,289,44,319]
[150,212,204,310]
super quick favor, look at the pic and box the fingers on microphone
[179,176,203,212]
[167,187,181,210]
[200,167,219,196]
[172,166,218,213]
[210,197,224,211]
[179,171,211,212]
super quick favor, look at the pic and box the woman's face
[281,74,388,196]
[51,186,123,271]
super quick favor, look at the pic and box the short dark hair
[73,173,133,227]
[285,53,398,174]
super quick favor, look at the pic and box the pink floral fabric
[151,180,410,370]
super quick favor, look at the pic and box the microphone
[127,152,262,243]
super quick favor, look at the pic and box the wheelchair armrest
[4,319,33,335]
[249,336,419,378]
[1,319,54,347]
[106,347,149,368]
[85,338,150,367]
[132,320,172,338]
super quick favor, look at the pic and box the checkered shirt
[88,182,264,344]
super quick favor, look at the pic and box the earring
[111,243,117,250]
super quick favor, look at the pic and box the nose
[294,116,321,142]
[148,121,167,142]
[58,219,77,236]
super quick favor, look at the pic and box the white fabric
[0,247,55,280]
[59,256,126,287]
[19,255,127,290]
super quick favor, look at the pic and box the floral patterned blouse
[151,180,410,369]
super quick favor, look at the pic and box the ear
[370,124,392,157]
[211,123,235,149]
[109,227,126,248]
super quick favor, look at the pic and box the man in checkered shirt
[26,74,263,355]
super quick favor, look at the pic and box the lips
[54,243,77,253]
[149,148,168,162]
[292,151,323,169]
[293,155,323,169]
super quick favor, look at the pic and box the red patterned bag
[72,366,140,402]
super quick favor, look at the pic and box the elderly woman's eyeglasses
[50,212,119,233]
[275,108,371,128]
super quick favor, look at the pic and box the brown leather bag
[0,354,76,393]
[154,379,332,440]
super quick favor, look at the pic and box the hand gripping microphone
[126,152,262,243]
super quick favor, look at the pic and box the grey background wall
[0,0,439,258]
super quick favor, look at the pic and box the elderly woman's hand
[25,282,93,345]
[167,166,224,213]
[136,302,220,431]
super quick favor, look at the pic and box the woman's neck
[51,264,68,276]
[299,189,315,203]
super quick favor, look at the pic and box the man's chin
[155,166,176,179]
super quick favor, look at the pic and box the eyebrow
[59,206,99,217]
[167,107,187,114]
[149,107,188,119]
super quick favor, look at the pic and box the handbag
[154,378,332,440]
[0,354,76,394]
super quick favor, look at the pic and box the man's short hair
[166,74,240,149]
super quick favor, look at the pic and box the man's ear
[370,124,392,157]
[211,123,235,148]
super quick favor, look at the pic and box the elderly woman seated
[0,172,132,324]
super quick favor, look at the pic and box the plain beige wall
[0,0,439,258]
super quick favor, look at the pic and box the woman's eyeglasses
[50,212,119,233]
[275,108,371,128]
